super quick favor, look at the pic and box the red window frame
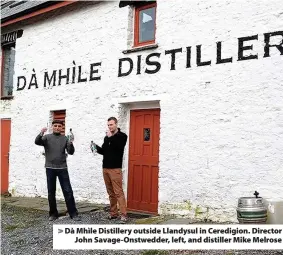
[134,2,157,48]
[53,110,66,135]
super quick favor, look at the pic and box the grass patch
[134,217,165,224]
[2,203,45,216]
[5,224,21,231]
[2,209,14,216]
[2,203,45,232]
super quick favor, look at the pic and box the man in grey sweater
[35,120,81,221]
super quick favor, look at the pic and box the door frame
[1,118,11,195]
[125,106,161,215]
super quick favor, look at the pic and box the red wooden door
[127,109,160,214]
[1,119,11,194]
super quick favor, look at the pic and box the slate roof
[1,1,61,23]
[1,0,156,23]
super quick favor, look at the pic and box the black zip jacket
[96,128,127,169]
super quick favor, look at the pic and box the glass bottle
[67,128,74,143]
[90,141,96,155]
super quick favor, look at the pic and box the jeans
[46,168,78,217]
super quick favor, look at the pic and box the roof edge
[1,1,61,23]
[1,1,78,28]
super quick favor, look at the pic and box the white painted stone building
[1,0,283,222]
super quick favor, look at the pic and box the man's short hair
[108,117,118,124]
[52,119,64,125]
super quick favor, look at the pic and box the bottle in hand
[67,128,74,143]
[90,141,97,155]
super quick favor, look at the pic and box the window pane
[144,128,150,141]
[139,7,156,43]
[2,46,15,97]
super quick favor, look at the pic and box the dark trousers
[46,168,78,217]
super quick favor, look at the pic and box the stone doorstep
[1,196,105,214]
[1,197,19,203]
[1,196,229,224]
[1,196,165,223]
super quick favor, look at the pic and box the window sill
[1,96,14,100]
[122,43,158,54]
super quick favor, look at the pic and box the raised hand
[106,130,112,137]
[41,127,48,134]
[90,141,96,151]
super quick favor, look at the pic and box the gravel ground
[1,203,282,255]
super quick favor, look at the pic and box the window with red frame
[1,44,16,98]
[134,2,157,47]
[53,110,66,135]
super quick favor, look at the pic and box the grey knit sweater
[35,132,75,169]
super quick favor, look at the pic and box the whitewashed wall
[4,0,283,222]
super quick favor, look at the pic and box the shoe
[108,215,118,220]
[49,215,58,221]
[72,215,81,221]
[119,215,128,224]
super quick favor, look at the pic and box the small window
[144,128,151,141]
[134,2,156,47]
[52,110,66,135]
[1,44,16,99]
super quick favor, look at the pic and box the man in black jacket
[35,120,81,221]
[94,117,128,223]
